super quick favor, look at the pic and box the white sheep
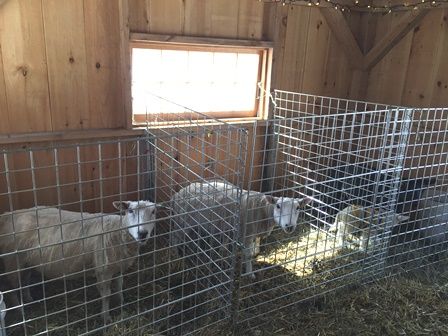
[328,205,409,251]
[170,180,311,279]
[0,200,157,323]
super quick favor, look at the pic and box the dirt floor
[229,263,448,336]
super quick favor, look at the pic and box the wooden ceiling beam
[363,9,429,70]
[319,8,364,69]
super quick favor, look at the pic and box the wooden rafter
[363,9,429,70]
[319,7,429,72]
[319,8,364,69]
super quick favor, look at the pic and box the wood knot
[17,66,28,77]
[95,62,101,69]
[69,56,75,63]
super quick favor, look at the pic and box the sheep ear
[156,205,171,211]
[299,197,312,207]
[263,195,278,205]
[113,201,130,211]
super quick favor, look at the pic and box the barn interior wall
[0,1,447,210]
[1,1,447,135]
[365,9,448,107]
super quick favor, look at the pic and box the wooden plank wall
[364,9,448,179]
[1,0,448,211]
[0,0,267,212]
[0,138,143,214]
[0,0,124,134]
[265,4,366,99]
[128,0,264,39]
[365,9,448,107]
[1,2,447,134]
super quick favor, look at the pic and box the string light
[260,0,448,13]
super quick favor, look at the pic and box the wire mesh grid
[144,107,248,336]
[0,292,5,336]
[233,90,448,331]
[0,103,247,336]
[385,107,448,273]
[1,89,448,336]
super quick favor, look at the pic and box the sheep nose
[138,230,148,240]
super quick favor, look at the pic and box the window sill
[0,128,145,145]
[132,116,267,130]
[0,118,268,146]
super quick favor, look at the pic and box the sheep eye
[276,204,281,209]
[128,209,134,214]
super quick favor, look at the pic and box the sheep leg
[336,223,345,247]
[21,269,33,303]
[243,246,255,280]
[96,272,113,324]
[253,237,261,256]
[359,232,368,251]
[2,255,21,308]
[113,274,124,306]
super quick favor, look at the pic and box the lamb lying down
[0,201,157,323]
[170,180,312,279]
[329,205,409,251]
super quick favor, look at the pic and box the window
[130,34,273,123]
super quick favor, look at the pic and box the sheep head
[264,196,312,233]
[113,201,157,245]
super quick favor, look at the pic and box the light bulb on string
[262,0,446,13]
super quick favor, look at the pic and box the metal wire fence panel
[0,103,248,336]
[2,88,448,336]
[385,107,448,274]
[234,91,419,330]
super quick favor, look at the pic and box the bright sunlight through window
[131,41,270,121]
